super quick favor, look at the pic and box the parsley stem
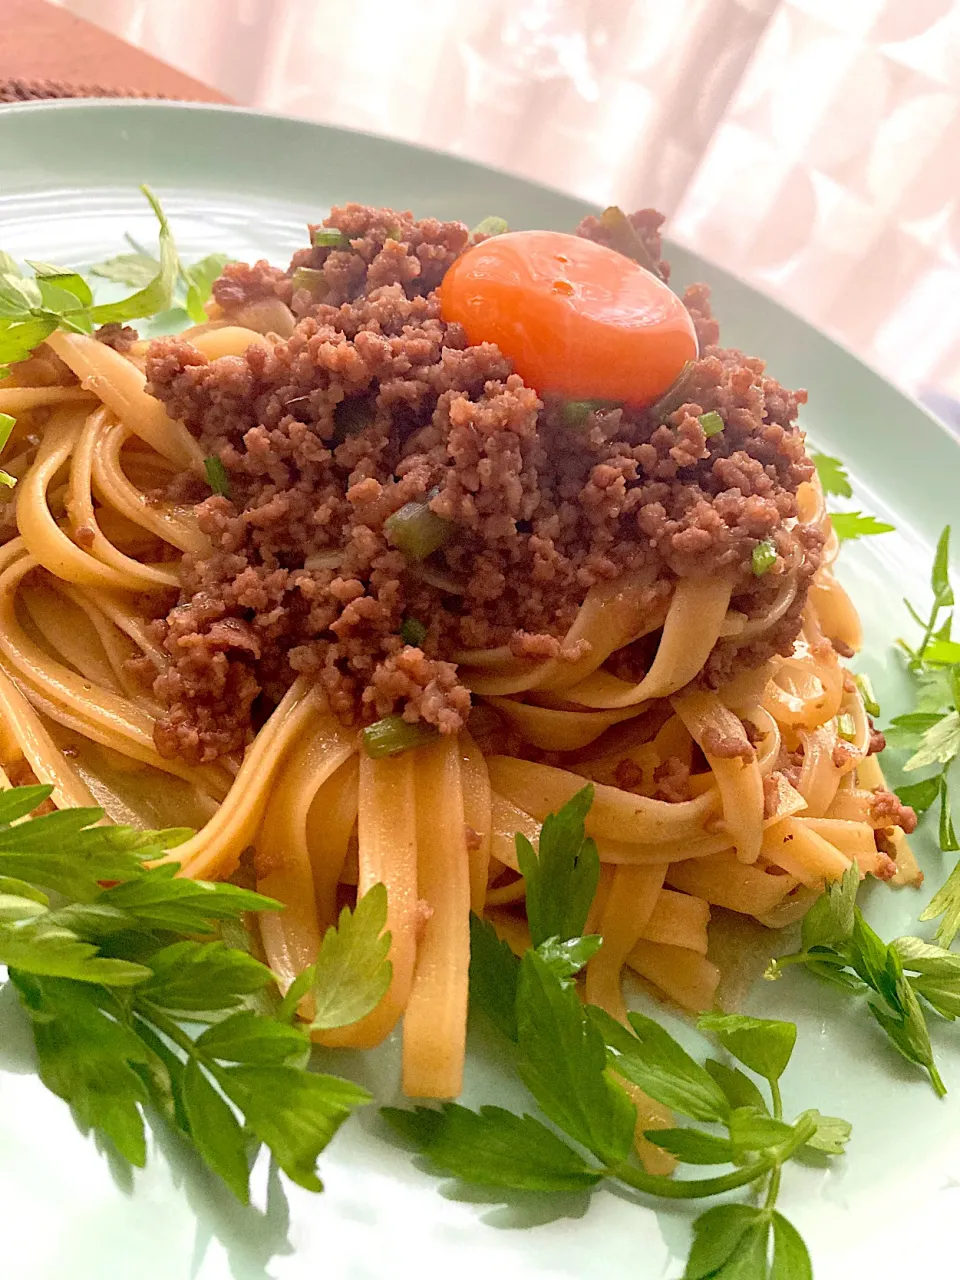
[929,1062,947,1099]
[135,999,227,1084]
[763,1077,784,1212]
[609,1112,816,1201]
[772,950,848,971]
[610,1159,768,1200]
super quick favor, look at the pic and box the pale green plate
[0,102,958,1280]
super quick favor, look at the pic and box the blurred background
[45,0,960,419]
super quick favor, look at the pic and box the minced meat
[143,203,820,763]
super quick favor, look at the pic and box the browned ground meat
[143,204,820,763]
[95,323,139,353]
[870,788,918,834]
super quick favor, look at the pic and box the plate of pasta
[0,101,959,1280]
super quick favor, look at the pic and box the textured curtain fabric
[51,0,960,406]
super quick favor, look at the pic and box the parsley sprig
[387,791,847,1279]
[810,452,894,542]
[0,785,389,1201]
[91,234,231,326]
[885,527,960,943]
[0,186,230,381]
[767,865,953,1096]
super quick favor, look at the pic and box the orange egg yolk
[440,229,698,407]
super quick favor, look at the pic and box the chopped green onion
[699,411,724,438]
[837,713,857,742]
[854,673,880,718]
[384,498,453,560]
[0,471,16,489]
[648,361,694,423]
[0,412,15,453]
[470,216,509,241]
[291,266,329,300]
[400,617,428,648]
[312,227,350,250]
[362,714,438,759]
[561,399,620,427]
[204,455,231,498]
[598,206,662,277]
[751,538,777,577]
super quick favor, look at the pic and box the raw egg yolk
[440,229,697,406]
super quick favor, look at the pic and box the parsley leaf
[800,1109,852,1155]
[831,511,895,541]
[799,861,858,952]
[182,1056,250,1200]
[90,250,161,289]
[305,883,392,1032]
[218,1066,368,1193]
[182,252,231,324]
[589,1006,730,1123]
[771,875,949,1096]
[684,1204,769,1280]
[89,186,178,325]
[810,451,852,498]
[0,783,374,1200]
[12,974,154,1166]
[135,940,276,1018]
[536,934,602,985]
[771,1212,813,1280]
[650,1127,735,1165]
[383,1103,605,1191]
[467,912,519,1040]
[514,784,599,947]
[697,1014,797,1084]
[704,1060,769,1116]
[904,711,960,770]
[516,951,635,1165]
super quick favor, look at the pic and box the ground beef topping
[143,204,819,763]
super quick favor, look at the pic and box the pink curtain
[51,0,960,408]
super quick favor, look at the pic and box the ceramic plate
[0,102,957,1280]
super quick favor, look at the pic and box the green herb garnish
[751,539,777,577]
[470,216,509,240]
[0,785,373,1200]
[384,497,453,560]
[854,672,880,717]
[0,187,202,380]
[291,266,330,301]
[831,511,895,542]
[561,399,619,427]
[598,206,662,278]
[884,526,960,942]
[388,791,845,1280]
[204,455,231,498]
[312,227,350,250]
[767,865,949,1096]
[698,411,724,438]
[811,451,852,498]
[278,882,393,1031]
[837,712,857,742]
[400,616,428,648]
[0,411,16,488]
[361,714,438,759]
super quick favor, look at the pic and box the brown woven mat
[0,77,167,103]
